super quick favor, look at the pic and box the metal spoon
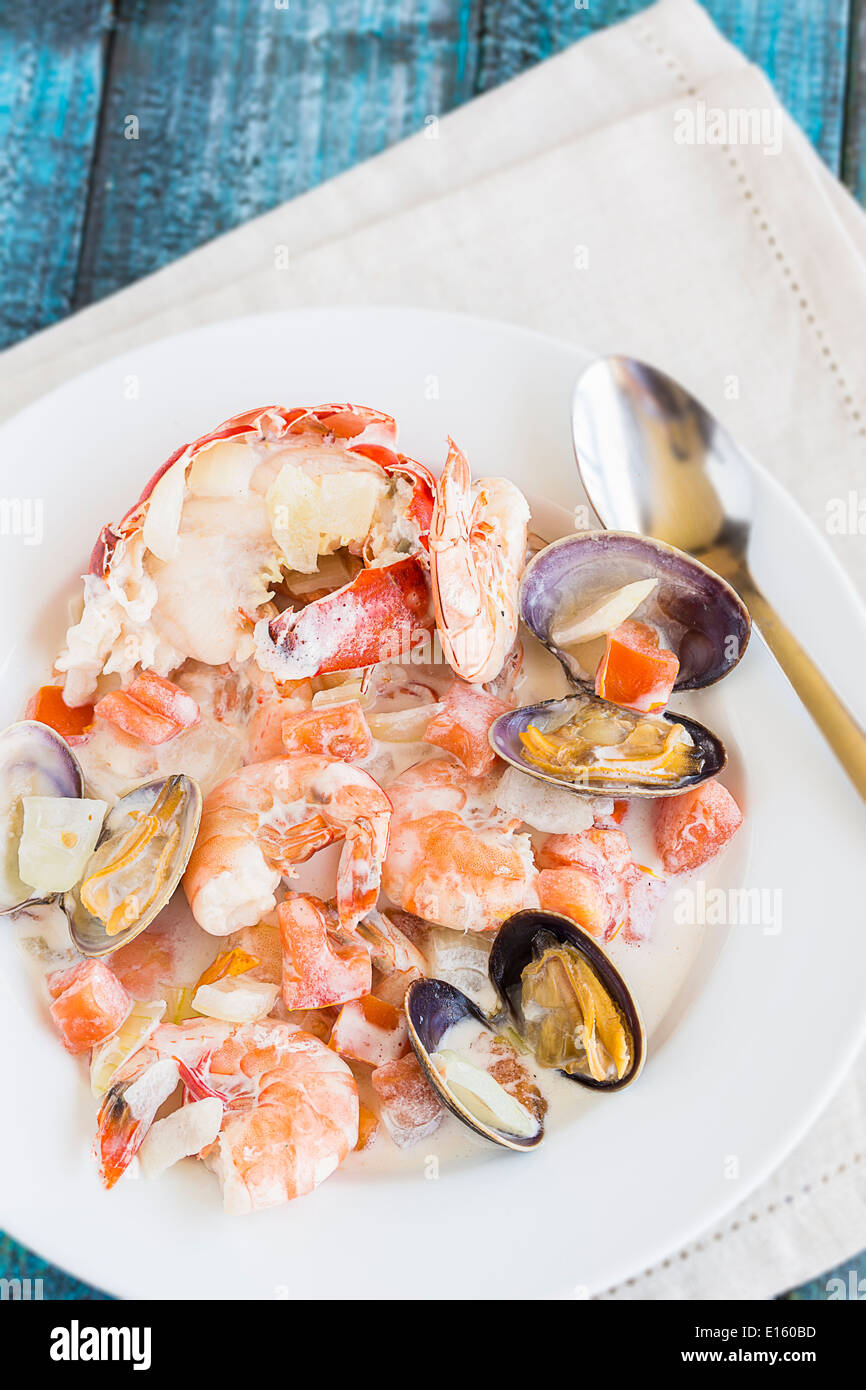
[572,355,866,801]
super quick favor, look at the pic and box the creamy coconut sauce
[15,551,737,1184]
[353,624,721,1175]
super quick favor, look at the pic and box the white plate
[1,308,864,1301]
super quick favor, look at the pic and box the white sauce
[18,527,744,1190]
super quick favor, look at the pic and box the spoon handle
[735,572,866,801]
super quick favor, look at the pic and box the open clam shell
[520,530,750,691]
[0,721,84,914]
[64,773,202,956]
[489,910,645,1092]
[489,691,725,798]
[405,977,545,1151]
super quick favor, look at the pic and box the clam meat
[489,691,725,796]
[64,773,202,957]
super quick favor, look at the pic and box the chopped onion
[18,796,107,894]
[551,578,658,648]
[367,703,443,742]
[90,999,166,1097]
[192,975,279,1023]
[138,1097,224,1179]
[311,680,371,710]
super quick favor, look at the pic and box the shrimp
[182,754,392,937]
[95,1018,359,1211]
[95,1018,233,1187]
[381,761,657,940]
[429,439,530,685]
[207,1020,358,1212]
[381,758,537,934]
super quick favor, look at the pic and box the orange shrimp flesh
[381,759,536,934]
[182,754,391,937]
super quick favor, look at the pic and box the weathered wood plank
[0,0,110,348]
[842,0,866,200]
[74,0,484,310]
[0,1233,111,1300]
[476,0,851,173]
[703,0,850,173]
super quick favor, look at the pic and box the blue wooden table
[0,0,863,1301]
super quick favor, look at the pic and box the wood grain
[843,0,866,199]
[0,1,109,348]
[476,0,851,171]
[73,0,485,310]
[0,0,857,346]
[702,0,850,170]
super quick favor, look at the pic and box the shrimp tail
[336,815,388,928]
[94,1056,180,1188]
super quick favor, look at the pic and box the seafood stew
[4,402,747,1213]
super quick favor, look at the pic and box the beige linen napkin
[2,0,864,1298]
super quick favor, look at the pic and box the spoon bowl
[572,355,866,800]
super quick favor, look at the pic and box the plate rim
[1,303,864,1300]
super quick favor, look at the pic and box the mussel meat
[489,910,644,1091]
[405,909,644,1150]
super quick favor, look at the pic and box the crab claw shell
[256,555,434,680]
[0,721,85,914]
[64,774,202,957]
[489,910,645,1092]
[520,531,750,691]
[489,692,726,798]
[404,977,544,1151]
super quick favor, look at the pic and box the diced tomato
[278,893,371,1009]
[537,827,632,876]
[654,779,743,874]
[537,827,640,940]
[281,700,372,761]
[536,867,611,936]
[371,1052,442,1149]
[46,960,132,1055]
[194,947,259,990]
[330,994,410,1067]
[611,800,629,824]
[355,1104,379,1151]
[423,679,510,777]
[94,672,200,745]
[594,619,679,713]
[26,685,94,744]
